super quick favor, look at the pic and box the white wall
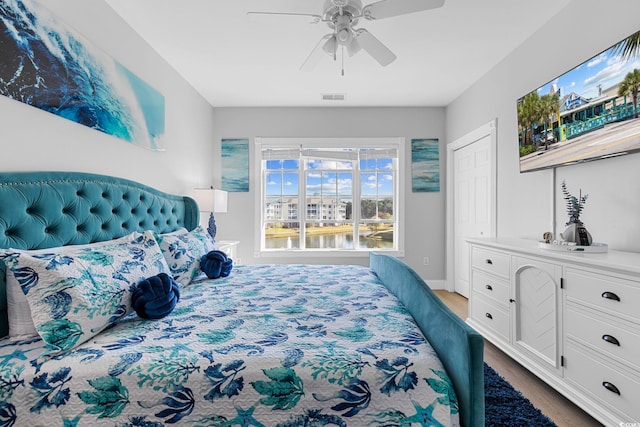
[446,0,640,252]
[212,107,447,281]
[0,0,215,195]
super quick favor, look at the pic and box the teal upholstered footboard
[370,253,484,427]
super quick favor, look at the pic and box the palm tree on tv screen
[618,69,640,119]
[517,92,560,152]
[613,31,640,62]
[613,31,640,119]
[517,92,540,148]
[539,92,560,146]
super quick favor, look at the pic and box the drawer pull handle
[601,291,620,302]
[485,284,493,291]
[485,313,493,320]
[602,381,620,395]
[485,259,493,265]
[602,334,620,346]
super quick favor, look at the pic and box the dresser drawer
[471,247,510,279]
[566,306,640,370]
[565,341,640,422]
[471,293,509,341]
[472,270,510,306]
[565,268,640,321]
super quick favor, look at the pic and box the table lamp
[192,187,228,239]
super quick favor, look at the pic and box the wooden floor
[433,290,603,427]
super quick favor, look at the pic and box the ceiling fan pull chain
[342,46,345,76]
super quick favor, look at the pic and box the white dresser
[467,238,640,426]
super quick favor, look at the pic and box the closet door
[452,133,492,297]
[447,119,497,298]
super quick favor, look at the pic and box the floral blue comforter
[0,264,459,426]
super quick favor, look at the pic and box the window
[256,137,404,256]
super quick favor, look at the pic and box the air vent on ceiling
[322,93,346,101]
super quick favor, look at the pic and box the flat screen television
[518,30,640,173]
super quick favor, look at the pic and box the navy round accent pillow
[132,273,180,320]
[200,250,233,279]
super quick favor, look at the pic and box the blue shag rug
[485,363,557,426]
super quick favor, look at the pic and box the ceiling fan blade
[300,34,335,71]
[247,11,322,23]
[363,0,445,20]
[355,29,396,66]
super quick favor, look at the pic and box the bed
[0,171,484,426]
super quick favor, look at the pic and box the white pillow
[3,233,147,338]
[6,268,38,337]
[1,231,169,356]
[156,226,217,286]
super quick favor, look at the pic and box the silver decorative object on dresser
[560,181,593,246]
[467,237,640,426]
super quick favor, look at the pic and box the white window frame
[254,137,405,259]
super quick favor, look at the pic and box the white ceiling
[105,0,570,107]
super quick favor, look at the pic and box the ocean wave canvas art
[222,138,250,192]
[0,0,165,150]
[411,138,440,192]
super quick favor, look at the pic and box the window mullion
[262,165,267,249]
[353,155,361,249]
[279,170,284,222]
[376,170,380,221]
[299,158,306,249]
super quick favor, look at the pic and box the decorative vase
[560,222,592,246]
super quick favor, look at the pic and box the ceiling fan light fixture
[322,36,337,57]
[337,28,353,45]
[250,0,445,72]
[346,37,361,56]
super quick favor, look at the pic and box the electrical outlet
[423,257,430,266]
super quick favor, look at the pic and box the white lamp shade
[193,188,228,213]
[214,189,228,213]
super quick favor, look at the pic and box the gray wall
[0,1,447,283]
[447,0,640,252]
[0,0,215,195]
[8,0,638,285]
[212,107,447,281]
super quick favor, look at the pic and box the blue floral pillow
[155,226,217,286]
[1,231,169,356]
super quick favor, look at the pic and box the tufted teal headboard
[0,171,199,337]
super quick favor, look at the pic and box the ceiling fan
[248,0,445,73]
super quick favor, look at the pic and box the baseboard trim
[423,279,446,289]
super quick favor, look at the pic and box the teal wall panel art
[221,138,250,192]
[411,138,440,192]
